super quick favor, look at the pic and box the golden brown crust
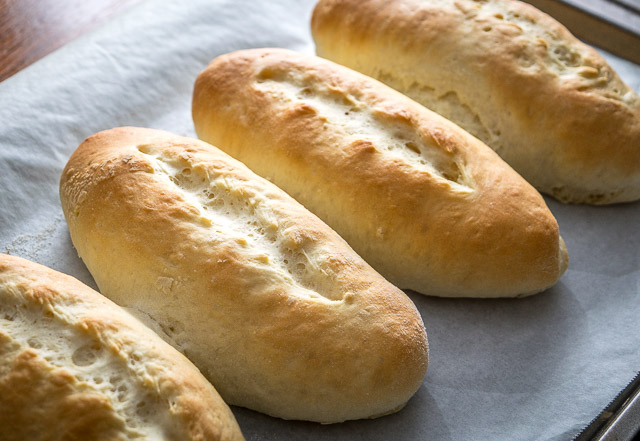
[59,127,429,423]
[0,253,244,441]
[192,48,568,298]
[311,0,640,204]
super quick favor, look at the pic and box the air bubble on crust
[27,337,42,348]
[72,343,101,366]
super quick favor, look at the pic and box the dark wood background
[0,0,139,82]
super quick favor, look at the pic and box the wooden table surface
[0,0,140,82]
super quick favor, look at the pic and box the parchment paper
[0,1,638,440]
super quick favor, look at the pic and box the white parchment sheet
[0,1,638,439]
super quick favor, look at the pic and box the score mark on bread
[136,142,345,301]
[254,67,473,191]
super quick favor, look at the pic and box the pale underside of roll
[311,0,640,205]
[192,48,568,298]
[59,127,429,423]
[0,253,244,441]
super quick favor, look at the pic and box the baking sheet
[0,1,639,440]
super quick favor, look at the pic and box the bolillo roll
[59,127,429,423]
[0,254,244,441]
[311,0,640,204]
[192,48,568,298]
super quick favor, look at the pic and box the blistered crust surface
[59,127,429,423]
[311,0,640,204]
[193,48,568,298]
[0,254,244,441]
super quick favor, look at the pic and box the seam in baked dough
[376,70,496,150]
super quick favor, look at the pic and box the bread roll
[311,0,640,204]
[0,254,244,441]
[192,48,568,298]
[59,127,428,423]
